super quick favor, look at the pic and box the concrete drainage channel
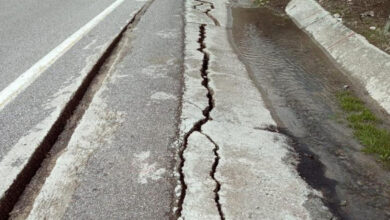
[230,5,390,219]
[0,1,154,218]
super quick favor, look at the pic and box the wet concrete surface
[231,7,390,220]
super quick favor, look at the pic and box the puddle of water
[230,7,390,220]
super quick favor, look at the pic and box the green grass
[336,91,390,165]
[336,91,365,112]
[347,110,377,124]
[254,0,269,6]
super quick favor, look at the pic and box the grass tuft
[336,91,365,112]
[336,91,390,165]
[347,109,378,124]
[254,0,269,6]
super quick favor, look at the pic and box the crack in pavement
[192,3,204,9]
[177,1,224,219]
[175,24,213,219]
[193,0,220,26]
[203,133,225,220]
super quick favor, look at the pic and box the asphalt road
[62,0,183,217]
[0,0,116,91]
[11,0,184,218]
[0,0,146,161]
[0,0,148,216]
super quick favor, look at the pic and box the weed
[347,109,377,124]
[336,91,365,112]
[254,0,269,6]
[336,91,390,165]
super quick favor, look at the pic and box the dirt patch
[256,0,390,54]
[318,0,390,53]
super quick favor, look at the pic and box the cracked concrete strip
[175,1,218,218]
[175,22,214,218]
[182,131,220,220]
[180,23,209,136]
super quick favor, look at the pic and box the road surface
[0,0,152,217]
[1,0,389,219]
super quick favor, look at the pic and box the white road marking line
[0,0,126,111]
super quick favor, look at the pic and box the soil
[259,0,390,54]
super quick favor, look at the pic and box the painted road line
[0,0,126,111]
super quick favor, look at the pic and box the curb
[286,0,390,115]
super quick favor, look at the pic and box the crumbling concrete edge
[286,0,390,115]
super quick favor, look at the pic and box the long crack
[203,133,225,220]
[175,23,212,219]
[177,8,224,218]
[197,24,224,218]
